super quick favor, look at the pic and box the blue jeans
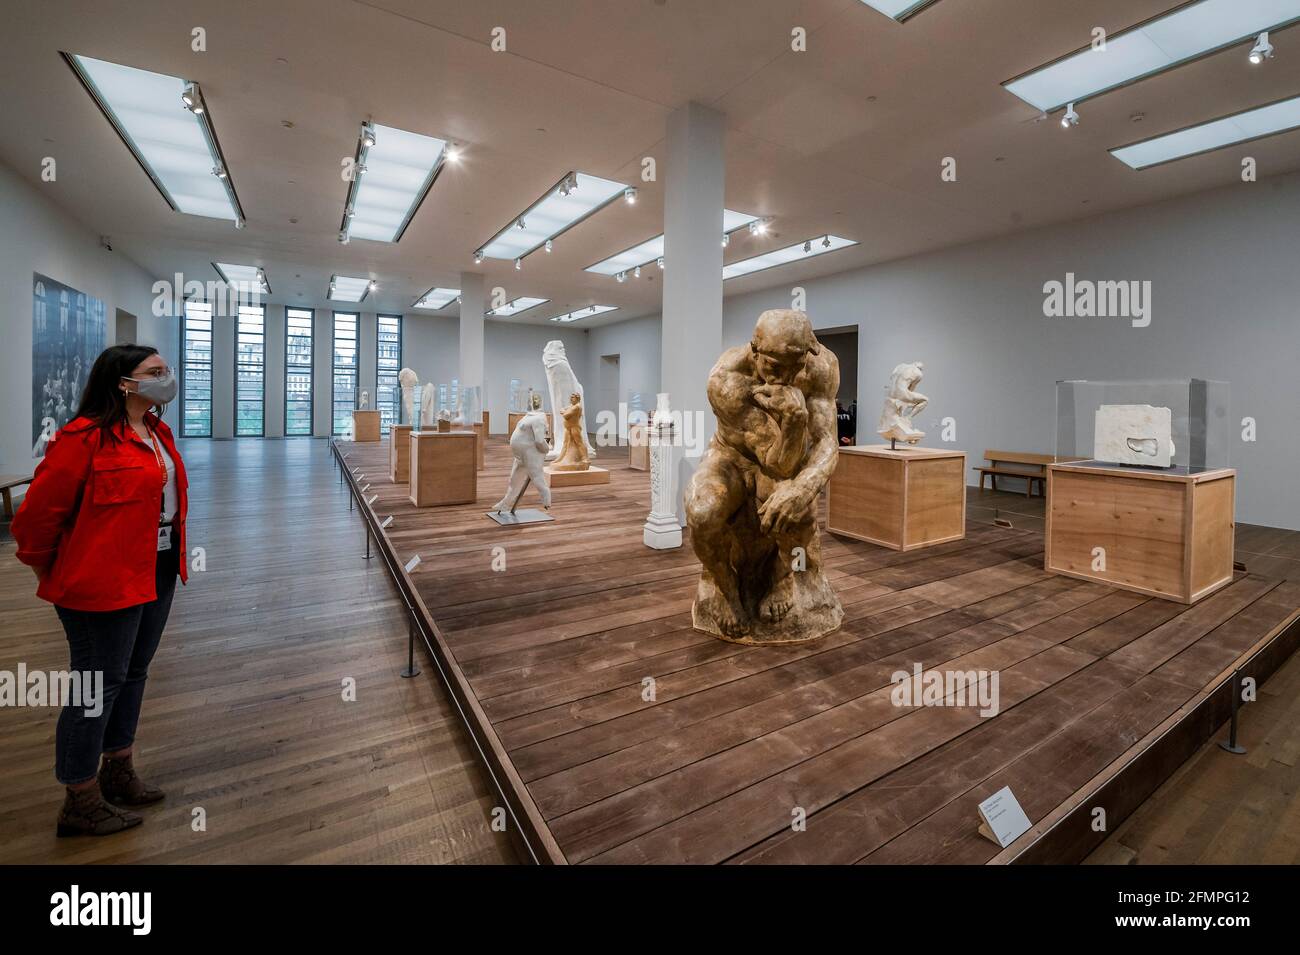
[53,531,180,785]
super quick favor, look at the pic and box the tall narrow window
[376,314,402,433]
[332,311,359,435]
[285,307,314,436]
[235,303,265,436]
[181,301,213,437]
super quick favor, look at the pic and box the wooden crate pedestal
[828,445,966,551]
[1045,462,1235,604]
[409,431,477,507]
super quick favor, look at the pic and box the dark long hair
[71,343,161,442]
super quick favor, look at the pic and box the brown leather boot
[56,784,143,837]
[98,753,166,806]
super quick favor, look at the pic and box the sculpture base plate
[643,514,682,550]
[545,465,610,487]
[691,573,844,646]
[485,508,554,527]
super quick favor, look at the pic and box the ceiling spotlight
[1249,32,1274,65]
[657,256,664,269]
[634,265,641,278]
[822,235,831,248]
[367,279,377,292]
[457,296,463,304]
[616,271,627,283]
[212,165,227,179]
[338,230,349,244]
[544,238,553,253]
[445,144,461,162]
[234,217,245,230]
[589,305,597,312]
[361,125,376,149]
[624,187,638,204]
[756,218,769,235]
[473,249,484,264]
[1061,103,1080,128]
[514,257,522,270]
[803,240,812,253]
[516,218,526,230]
[721,233,730,248]
[180,82,203,114]
[356,162,367,175]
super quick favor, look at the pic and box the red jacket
[12,413,189,611]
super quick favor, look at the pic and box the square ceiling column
[460,272,486,396]
[661,101,725,456]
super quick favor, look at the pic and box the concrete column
[661,101,725,520]
[210,306,234,439]
[358,311,377,410]
[460,271,486,417]
[264,304,286,438]
[313,310,332,436]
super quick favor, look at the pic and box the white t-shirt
[158,442,178,522]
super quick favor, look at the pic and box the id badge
[157,526,172,552]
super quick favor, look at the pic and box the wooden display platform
[351,409,381,442]
[627,424,649,471]
[389,424,411,483]
[337,437,1300,865]
[1046,462,1235,605]
[829,445,965,551]
[409,431,476,507]
[545,464,610,487]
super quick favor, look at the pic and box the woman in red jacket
[13,343,189,837]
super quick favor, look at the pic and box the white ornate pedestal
[643,394,682,550]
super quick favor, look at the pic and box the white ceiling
[3,0,1298,329]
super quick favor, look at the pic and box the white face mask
[122,370,178,405]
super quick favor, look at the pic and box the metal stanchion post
[364,528,373,560]
[1219,669,1248,755]
[401,612,421,678]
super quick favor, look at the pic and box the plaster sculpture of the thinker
[686,309,843,645]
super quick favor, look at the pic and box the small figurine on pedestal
[877,361,928,449]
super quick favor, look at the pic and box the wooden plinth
[508,412,550,439]
[1046,462,1235,604]
[351,409,381,442]
[545,465,610,487]
[482,410,490,435]
[829,445,966,551]
[409,431,477,507]
[627,425,649,471]
[471,423,486,470]
[389,425,412,483]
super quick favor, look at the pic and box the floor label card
[977,786,1031,848]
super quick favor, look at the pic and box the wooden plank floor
[0,438,517,864]
[344,434,1300,865]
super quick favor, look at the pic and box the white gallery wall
[581,172,1300,530]
[0,162,166,475]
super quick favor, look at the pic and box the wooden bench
[1,474,34,519]
[973,451,1057,497]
